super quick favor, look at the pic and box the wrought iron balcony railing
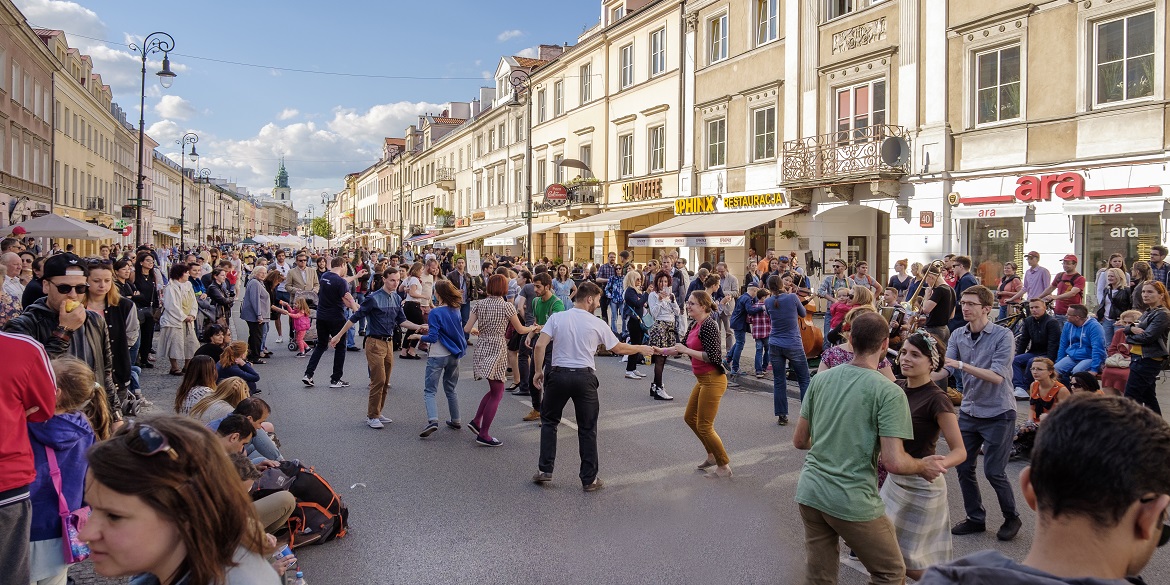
[780,124,910,188]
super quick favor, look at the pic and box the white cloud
[497,29,523,42]
[154,95,196,120]
[481,70,492,80]
[515,46,539,59]
[277,108,299,121]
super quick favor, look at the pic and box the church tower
[272,157,291,203]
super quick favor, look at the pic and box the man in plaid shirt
[594,252,618,322]
[749,290,772,377]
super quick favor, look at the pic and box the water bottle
[293,571,307,585]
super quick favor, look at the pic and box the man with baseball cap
[1008,251,1051,306]
[3,253,122,421]
[1038,254,1085,324]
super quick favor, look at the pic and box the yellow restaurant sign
[674,192,788,215]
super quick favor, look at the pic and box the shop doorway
[812,204,889,281]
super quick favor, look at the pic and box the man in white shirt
[1,252,24,300]
[531,281,656,492]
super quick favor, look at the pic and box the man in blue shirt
[302,257,360,390]
[331,269,426,429]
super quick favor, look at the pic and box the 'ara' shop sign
[955,172,1161,205]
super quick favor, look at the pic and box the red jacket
[0,332,57,492]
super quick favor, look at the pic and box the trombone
[904,259,946,312]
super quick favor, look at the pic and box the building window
[579,144,592,178]
[756,0,779,45]
[537,89,546,122]
[650,28,666,76]
[487,129,495,151]
[619,134,634,177]
[620,44,635,89]
[554,155,564,183]
[554,80,564,116]
[709,14,728,64]
[825,0,884,21]
[1094,10,1155,106]
[707,118,726,168]
[498,123,506,146]
[975,45,1021,125]
[648,125,665,173]
[515,168,524,201]
[612,6,624,23]
[752,107,777,161]
[514,116,524,140]
[835,79,886,143]
[580,63,592,103]
[536,159,546,190]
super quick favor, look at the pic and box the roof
[384,138,405,146]
[33,28,62,37]
[513,57,549,68]
[430,117,466,125]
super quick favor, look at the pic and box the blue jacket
[419,306,467,358]
[218,362,261,395]
[28,413,94,541]
[729,292,755,331]
[1058,316,1107,372]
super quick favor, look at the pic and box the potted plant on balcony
[433,207,455,228]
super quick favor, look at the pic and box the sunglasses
[51,283,89,294]
[123,422,179,461]
[1069,382,1081,389]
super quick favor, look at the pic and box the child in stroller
[284,292,317,355]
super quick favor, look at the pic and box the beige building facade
[0,2,55,230]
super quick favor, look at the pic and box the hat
[1062,254,1078,263]
[41,253,86,280]
[10,226,26,236]
[1025,251,1040,258]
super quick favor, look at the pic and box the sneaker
[523,409,541,421]
[997,515,1022,541]
[467,421,481,436]
[302,375,314,387]
[1014,386,1030,400]
[632,370,646,379]
[377,415,393,424]
[276,337,283,344]
[329,380,351,388]
[475,436,503,447]
[951,519,987,536]
[624,371,641,379]
[620,355,627,362]
[134,393,154,407]
[583,478,604,492]
[532,471,553,484]
[445,420,462,430]
[755,371,765,379]
[777,415,789,426]
[366,418,384,429]
[419,422,439,438]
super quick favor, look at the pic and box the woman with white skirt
[158,263,200,375]
[881,330,967,580]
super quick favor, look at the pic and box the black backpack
[254,460,350,548]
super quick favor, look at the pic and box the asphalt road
[70,320,1170,585]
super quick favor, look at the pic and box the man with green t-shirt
[793,312,947,584]
[523,272,564,421]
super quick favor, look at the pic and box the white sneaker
[632,370,646,379]
[330,380,351,388]
[366,418,384,429]
[302,376,314,387]
[377,415,393,423]
[1014,387,1029,399]
[624,371,640,379]
[276,337,283,343]
[620,355,627,362]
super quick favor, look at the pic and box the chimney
[471,99,480,117]
[441,108,449,118]
[479,86,495,105]
[538,44,565,61]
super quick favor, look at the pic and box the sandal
[168,369,183,376]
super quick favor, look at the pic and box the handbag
[1105,353,1131,369]
[641,309,656,331]
[45,447,90,564]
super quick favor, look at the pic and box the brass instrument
[905,259,946,312]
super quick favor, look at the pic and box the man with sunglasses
[4,253,121,422]
[920,394,1170,584]
[285,253,319,300]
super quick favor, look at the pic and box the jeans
[770,344,811,416]
[460,302,472,341]
[799,504,906,585]
[1101,318,1116,339]
[539,367,601,486]
[753,337,769,373]
[956,411,1018,524]
[1125,356,1163,414]
[0,496,31,585]
[424,354,460,422]
[608,300,625,337]
[352,293,366,333]
[727,329,746,374]
[248,428,283,461]
[261,321,270,352]
[1011,352,1040,389]
[684,372,730,466]
[1054,356,1094,382]
[345,307,357,348]
[364,337,394,419]
[305,319,347,383]
[997,305,1008,321]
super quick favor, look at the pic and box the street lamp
[198,168,210,243]
[130,32,176,248]
[177,132,198,252]
[507,69,534,263]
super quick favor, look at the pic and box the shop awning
[628,207,801,247]
[483,222,563,246]
[405,232,438,243]
[558,206,670,234]
[950,204,1028,220]
[151,228,178,240]
[440,223,517,247]
[1063,197,1167,216]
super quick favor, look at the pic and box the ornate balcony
[535,182,602,216]
[436,167,457,192]
[781,124,910,200]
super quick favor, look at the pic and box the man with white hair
[1,252,24,300]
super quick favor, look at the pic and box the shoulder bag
[45,446,91,564]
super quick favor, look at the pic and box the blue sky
[15,0,601,215]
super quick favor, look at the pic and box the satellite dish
[879,136,910,167]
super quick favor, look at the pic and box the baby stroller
[288,290,319,352]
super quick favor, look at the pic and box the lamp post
[130,32,176,248]
[507,69,534,264]
[197,168,210,244]
[177,132,198,252]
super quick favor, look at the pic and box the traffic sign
[519,211,535,219]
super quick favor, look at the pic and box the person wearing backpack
[1039,254,1086,325]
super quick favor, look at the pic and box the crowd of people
[3,231,1170,584]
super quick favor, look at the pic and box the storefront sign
[722,192,787,210]
[471,211,486,221]
[953,172,1162,206]
[674,196,716,215]
[455,217,471,227]
[621,178,663,202]
[545,184,568,201]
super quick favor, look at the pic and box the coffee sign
[621,178,663,202]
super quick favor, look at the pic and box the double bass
[796,289,823,359]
